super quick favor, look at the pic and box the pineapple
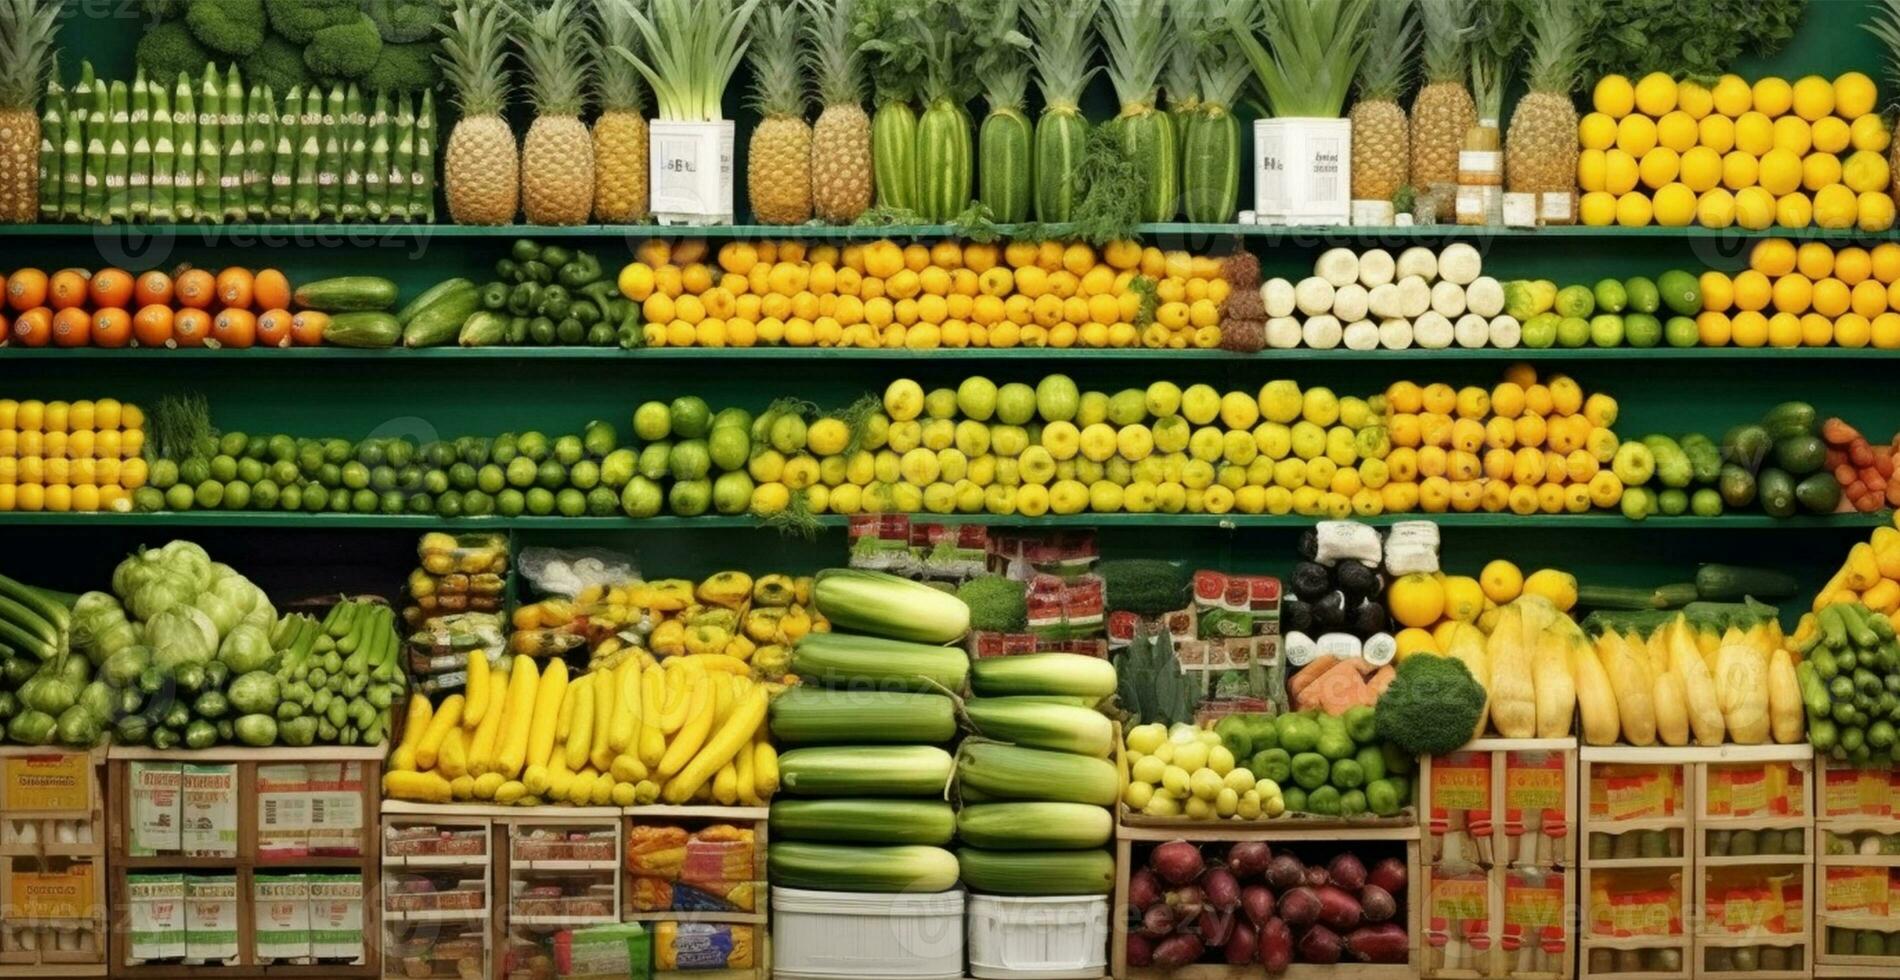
[746,0,812,225]
[1410,0,1476,218]
[439,0,519,225]
[0,0,58,221]
[592,0,650,222]
[1865,0,1900,201]
[1505,0,1586,195]
[804,0,871,223]
[518,0,595,225]
[1348,0,1419,202]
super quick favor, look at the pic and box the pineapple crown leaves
[1023,0,1101,112]
[1467,0,1524,120]
[1098,0,1169,113]
[592,0,647,113]
[1176,0,1248,113]
[0,0,58,110]
[1162,0,1208,110]
[801,0,865,109]
[1226,0,1376,120]
[1416,0,1475,85]
[609,0,762,123]
[436,0,517,117]
[745,0,810,119]
[1519,0,1594,98]
[515,0,596,117]
[1871,0,1900,107]
[1354,0,1419,103]
[973,0,1032,112]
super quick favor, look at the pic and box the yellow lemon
[1733,111,1774,155]
[1812,277,1851,318]
[1387,572,1447,628]
[1731,310,1770,346]
[1874,243,1900,283]
[1712,74,1753,116]
[1772,115,1812,155]
[1578,190,1617,225]
[1758,147,1803,195]
[1837,312,1874,348]
[1696,311,1732,345]
[1811,116,1851,154]
[1800,312,1835,346]
[1394,627,1439,660]
[1836,71,1878,120]
[1676,79,1714,119]
[1851,113,1892,152]
[1579,112,1618,150]
[1656,110,1698,152]
[1797,240,1834,278]
[1753,76,1794,117]
[1604,149,1640,194]
[1735,187,1777,229]
[1873,311,1900,348]
[1721,150,1759,190]
[1442,576,1485,623]
[1695,188,1736,228]
[1802,152,1842,192]
[1480,559,1524,603]
[1859,190,1896,232]
[1679,146,1723,192]
[1634,71,1678,116]
[1699,270,1735,311]
[1697,114,1736,153]
[1854,277,1889,317]
[1772,272,1813,313]
[1815,183,1858,229]
[1616,114,1658,156]
[1522,568,1579,611]
[1837,246,1874,285]
[1593,74,1635,117]
[1638,146,1680,188]
[1653,183,1697,226]
[1844,149,1892,193]
[1615,192,1653,227]
[1793,75,1836,121]
[1732,270,1772,309]
[1577,149,1608,191]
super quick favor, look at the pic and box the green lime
[497,489,526,517]
[670,396,712,438]
[525,487,555,515]
[1657,269,1701,315]
[553,434,584,465]
[1592,278,1628,314]
[536,459,568,489]
[406,492,434,514]
[1664,316,1700,347]
[163,484,194,511]
[633,402,671,441]
[380,490,405,515]
[279,485,303,510]
[620,477,663,517]
[268,434,297,462]
[556,488,587,517]
[149,458,180,489]
[244,435,269,460]
[462,490,494,516]
[219,432,248,457]
[140,486,170,512]
[448,462,477,490]
[1556,316,1592,348]
[668,479,710,516]
[423,469,450,495]
[384,439,415,468]
[669,440,711,481]
[1624,313,1662,347]
[569,459,600,490]
[518,431,550,461]
[477,464,506,494]
[436,492,463,518]
[270,460,299,485]
[1623,276,1660,314]
[252,480,280,510]
[586,487,620,516]
[210,454,238,482]
[351,488,378,513]
[506,456,537,488]
[327,488,351,512]
[356,440,387,466]
[195,480,223,509]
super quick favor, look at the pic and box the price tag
[1727,767,1768,817]
[1824,768,1868,818]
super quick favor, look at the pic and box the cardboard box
[308,873,364,962]
[180,764,237,858]
[1,752,93,812]
[128,763,182,856]
[183,874,238,964]
[307,762,365,856]
[557,922,650,980]
[254,874,311,963]
[7,861,98,920]
[126,874,186,963]
[257,764,312,862]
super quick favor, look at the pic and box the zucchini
[790,632,970,693]
[1034,108,1088,222]
[1695,564,1800,602]
[769,799,956,845]
[397,277,477,326]
[812,568,970,643]
[769,688,956,745]
[871,102,918,212]
[956,847,1114,896]
[293,275,399,312]
[321,311,401,348]
[0,574,70,633]
[963,697,1114,756]
[0,614,56,660]
[402,285,481,348]
[768,842,960,893]
[0,595,57,647]
[969,652,1119,699]
[1182,106,1240,223]
[955,802,1114,850]
[915,99,971,223]
[955,742,1119,806]
[977,106,1033,224]
[458,310,509,347]
[1577,583,1698,611]
[777,745,955,797]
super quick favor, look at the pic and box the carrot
[1313,666,1370,715]
[1863,469,1886,492]
[1822,417,1862,446]
[1873,447,1894,477]
[1889,480,1900,506]
[1366,665,1397,698]
[1836,463,1860,487]
[1288,655,1342,699]
[1851,442,1875,467]
[1350,656,1383,676]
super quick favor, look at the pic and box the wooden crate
[1420,738,1579,873]
[105,746,384,979]
[1111,822,1422,980]
[622,805,768,927]
[1421,862,1575,980]
[0,746,108,976]
[1812,756,1900,980]
[1691,746,1815,980]
[379,802,495,980]
[1579,747,1698,980]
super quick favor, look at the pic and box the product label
[3,752,90,812]
[1432,753,1492,813]
[1504,870,1564,929]
[1430,870,1489,924]
[257,764,311,862]
[1825,867,1890,916]
[129,762,182,856]
[308,873,364,961]
[1505,753,1565,813]
[306,763,364,856]
[184,874,238,962]
[253,875,311,962]
[8,862,96,919]
[181,764,237,858]
[650,123,735,220]
[127,874,186,962]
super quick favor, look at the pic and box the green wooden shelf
[6,346,1900,361]
[0,511,1883,531]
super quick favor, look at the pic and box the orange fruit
[10,306,52,345]
[210,308,257,348]
[172,308,212,347]
[88,267,134,309]
[253,269,290,311]
[6,268,47,310]
[289,310,328,346]
[215,267,255,309]
[132,304,174,348]
[133,269,174,306]
[50,306,91,347]
[48,268,91,310]
[174,269,216,309]
[256,309,293,348]
[91,308,131,347]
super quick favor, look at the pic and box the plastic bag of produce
[518,547,638,598]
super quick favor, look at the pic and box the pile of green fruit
[1795,600,1900,763]
[459,239,641,349]
[1506,271,1703,349]
[1213,709,1416,819]
[1611,401,1841,519]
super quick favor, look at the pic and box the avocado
[1773,433,1826,475]
[1334,561,1381,600]
[1282,597,1313,634]
[1796,472,1843,514]
[1758,468,1797,517]
[1296,527,1319,560]
[1761,400,1817,441]
[1347,599,1389,637]
[1311,591,1348,631]
[1718,463,1757,507]
[1722,424,1773,471]
[1291,562,1333,600]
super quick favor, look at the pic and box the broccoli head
[241,32,315,95]
[185,0,266,56]
[136,20,213,83]
[363,0,443,43]
[360,41,443,93]
[304,13,384,82]
[264,0,360,44]
[1372,654,1487,756]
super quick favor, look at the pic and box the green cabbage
[218,624,276,674]
[86,618,141,666]
[211,575,258,614]
[146,604,217,668]
[229,671,281,714]
[126,568,197,621]
[73,590,124,629]
[192,592,242,637]
[234,713,278,747]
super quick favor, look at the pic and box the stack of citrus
[0,398,148,512]
[1694,238,1900,348]
[617,238,1228,351]
[5,265,301,349]
[1578,71,1893,231]
[1390,561,1579,658]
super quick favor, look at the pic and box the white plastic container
[772,886,965,980]
[1252,118,1351,226]
[649,120,735,225]
[967,894,1109,979]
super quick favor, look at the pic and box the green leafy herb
[1582,0,1806,84]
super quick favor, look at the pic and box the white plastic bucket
[649,120,735,225]
[1252,118,1352,226]
[966,893,1109,979]
[771,886,966,980]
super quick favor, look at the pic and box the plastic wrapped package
[519,547,639,598]
[654,923,754,971]
[418,532,509,576]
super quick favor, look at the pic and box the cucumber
[396,277,476,326]
[1034,109,1088,222]
[871,102,918,212]
[915,99,971,223]
[401,285,481,348]
[1577,583,1696,611]
[458,310,509,347]
[978,107,1033,224]
[293,275,399,312]
[1694,564,1798,602]
[321,311,402,348]
[1182,106,1241,223]
[0,574,70,633]
[1118,109,1178,223]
